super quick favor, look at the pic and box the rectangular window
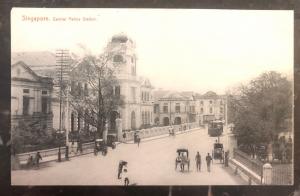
[42,97,48,114]
[23,89,29,93]
[200,108,203,114]
[42,90,47,95]
[131,87,136,102]
[23,96,29,115]
[220,107,223,114]
[163,105,168,113]
[175,103,180,113]
[154,104,159,114]
[210,107,213,114]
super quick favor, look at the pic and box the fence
[233,148,293,185]
[16,142,95,166]
[271,163,293,185]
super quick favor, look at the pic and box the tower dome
[111,33,129,43]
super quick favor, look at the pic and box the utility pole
[56,49,70,162]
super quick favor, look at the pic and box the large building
[153,90,226,126]
[105,33,154,131]
[11,61,54,134]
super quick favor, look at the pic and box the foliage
[65,51,125,138]
[11,121,57,154]
[227,71,292,147]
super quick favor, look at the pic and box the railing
[16,141,96,164]
[233,148,263,178]
[271,163,293,185]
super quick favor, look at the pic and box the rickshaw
[107,134,117,149]
[94,139,107,156]
[212,143,224,163]
[175,148,190,172]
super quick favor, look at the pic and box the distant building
[153,90,226,126]
[195,91,226,124]
[153,91,196,126]
[11,61,54,133]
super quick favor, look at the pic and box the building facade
[195,91,226,124]
[153,91,196,126]
[11,61,54,134]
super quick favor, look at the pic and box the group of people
[26,152,42,169]
[195,152,213,172]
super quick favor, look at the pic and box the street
[11,127,246,185]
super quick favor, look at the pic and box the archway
[131,111,136,130]
[174,117,182,125]
[163,117,170,126]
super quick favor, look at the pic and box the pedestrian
[118,160,127,179]
[206,153,213,172]
[123,168,129,186]
[77,140,83,154]
[123,132,126,141]
[27,155,33,168]
[35,151,42,168]
[137,136,140,147]
[195,152,201,172]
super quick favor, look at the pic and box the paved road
[11,127,246,185]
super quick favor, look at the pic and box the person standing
[195,152,201,172]
[206,153,213,172]
[123,168,129,186]
[35,152,42,168]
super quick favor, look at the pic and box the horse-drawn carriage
[212,143,224,163]
[175,148,190,172]
[94,139,107,156]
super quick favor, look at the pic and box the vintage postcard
[10,8,293,185]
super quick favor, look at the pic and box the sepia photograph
[10,8,293,186]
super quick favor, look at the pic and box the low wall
[122,122,199,142]
[229,158,262,185]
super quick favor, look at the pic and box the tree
[11,120,55,153]
[227,71,292,148]
[66,51,124,138]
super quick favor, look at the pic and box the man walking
[195,152,201,172]
[206,153,213,172]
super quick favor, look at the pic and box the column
[103,122,108,143]
[263,163,273,185]
[116,118,122,142]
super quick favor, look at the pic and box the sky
[11,8,293,94]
